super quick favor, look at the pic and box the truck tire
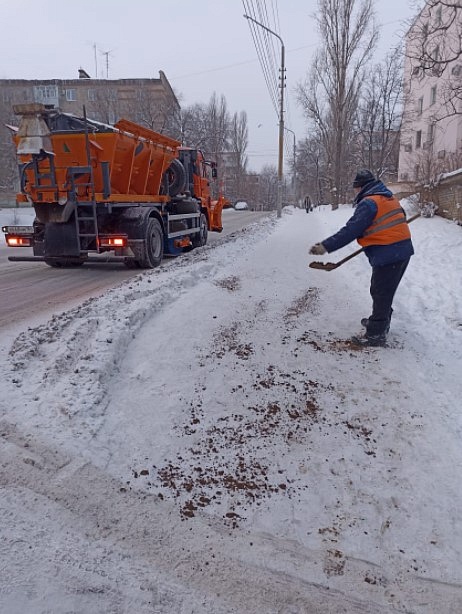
[123,259,141,269]
[137,217,163,268]
[172,200,199,214]
[165,159,186,197]
[191,213,208,248]
[44,258,84,268]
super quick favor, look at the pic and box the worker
[309,170,414,347]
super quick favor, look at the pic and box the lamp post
[244,14,285,218]
[284,126,296,201]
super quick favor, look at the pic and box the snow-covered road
[0,208,269,333]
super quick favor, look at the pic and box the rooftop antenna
[93,43,98,78]
[100,49,114,79]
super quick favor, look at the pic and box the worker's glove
[310,243,327,255]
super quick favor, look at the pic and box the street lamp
[243,14,285,218]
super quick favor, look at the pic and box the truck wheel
[124,259,141,269]
[191,213,208,247]
[44,259,84,268]
[171,200,199,214]
[138,218,163,268]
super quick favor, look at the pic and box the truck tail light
[6,236,32,247]
[99,236,127,248]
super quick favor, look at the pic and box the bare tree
[408,1,462,70]
[227,111,249,199]
[297,0,377,207]
[354,47,403,180]
[407,1,462,115]
[204,93,230,162]
[296,133,330,204]
[258,165,278,210]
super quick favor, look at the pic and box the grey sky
[0,0,420,172]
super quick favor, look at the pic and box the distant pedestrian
[309,170,414,346]
[304,195,312,213]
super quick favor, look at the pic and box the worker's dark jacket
[321,180,414,267]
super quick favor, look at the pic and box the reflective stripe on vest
[357,195,411,247]
[362,207,406,237]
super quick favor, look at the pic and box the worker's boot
[351,334,387,347]
[361,317,390,334]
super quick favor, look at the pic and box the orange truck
[2,103,229,268]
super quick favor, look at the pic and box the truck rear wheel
[44,258,84,268]
[191,213,208,248]
[138,218,163,268]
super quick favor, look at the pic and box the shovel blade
[309,261,338,271]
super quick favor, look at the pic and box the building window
[87,89,96,101]
[416,130,422,149]
[435,6,442,26]
[430,86,437,105]
[417,97,423,115]
[66,88,77,101]
[427,123,435,142]
[33,85,59,103]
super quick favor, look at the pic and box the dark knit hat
[352,169,376,188]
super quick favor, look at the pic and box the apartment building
[0,70,180,199]
[398,1,462,184]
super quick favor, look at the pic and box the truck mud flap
[44,221,80,257]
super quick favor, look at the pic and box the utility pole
[244,14,285,218]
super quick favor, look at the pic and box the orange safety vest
[357,195,411,247]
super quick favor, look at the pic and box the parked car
[234,201,249,210]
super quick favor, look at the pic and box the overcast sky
[0,0,421,172]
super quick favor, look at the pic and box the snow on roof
[439,167,462,181]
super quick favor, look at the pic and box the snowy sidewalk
[1,206,462,613]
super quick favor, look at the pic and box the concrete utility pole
[244,14,285,218]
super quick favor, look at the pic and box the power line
[242,0,280,115]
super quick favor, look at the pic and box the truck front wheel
[138,218,163,268]
[191,213,208,248]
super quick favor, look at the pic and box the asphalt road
[0,209,270,331]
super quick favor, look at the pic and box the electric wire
[242,0,280,116]
[243,0,279,115]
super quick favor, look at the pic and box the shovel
[309,212,421,272]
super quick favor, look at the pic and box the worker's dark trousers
[366,258,410,337]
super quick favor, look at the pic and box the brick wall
[422,173,462,224]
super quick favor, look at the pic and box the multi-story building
[0,69,180,201]
[398,2,462,185]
